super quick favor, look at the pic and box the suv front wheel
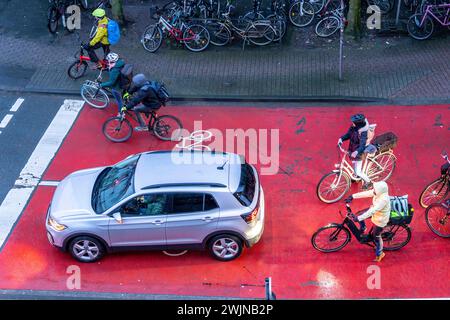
[69,236,105,263]
[208,235,243,261]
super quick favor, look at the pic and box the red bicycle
[141,6,210,53]
[67,42,108,79]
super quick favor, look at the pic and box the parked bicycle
[425,199,450,238]
[315,1,346,37]
[47,0,89,34]
[68,41,108,79]
[419,151,450,208]
[316,131,398,204]
[207,5,277,47]
[407,3,450,40]
[141,6,210,52]
[288,0,315,27]
[311,203,412,252]
[102,107,183,142]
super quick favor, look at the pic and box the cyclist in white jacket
[345,181,391,262]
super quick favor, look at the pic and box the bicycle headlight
[48,217,67,232]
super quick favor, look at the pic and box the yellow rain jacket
[90,17,110,46]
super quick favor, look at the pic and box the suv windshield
[233,163,257,207]
[92,155,140,213]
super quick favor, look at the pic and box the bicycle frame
[419,4,450,26]
[158,14,197,42]
[331,205,376,246]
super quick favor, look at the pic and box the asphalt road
[0,93,64,204]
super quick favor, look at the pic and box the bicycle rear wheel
[289,1,315,27]
[183,24,210,52]
[407,13,434,40]
[366,152,396,182]
[47,6,59,34]
[247,22,276,46]
[315,16,340,37]
[68,61,88,79]
[316,171,351,203]
[142,24,163,53]
[381,224,411,251]
[207,22,231,46]
[419,178,449,208]
[153,115,183,141]
[103,117,133,142]
[425,202,450,238]
[311,225,351,252]
[81,83,109,109]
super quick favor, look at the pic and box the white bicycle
[317,133,397,204]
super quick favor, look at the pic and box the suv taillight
[241,206,259,225]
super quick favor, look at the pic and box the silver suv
[46,150,265,262]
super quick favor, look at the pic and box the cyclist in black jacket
[121,74,161,131]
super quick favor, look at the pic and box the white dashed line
[0,100,84,248]
[9,98,25,112]
[0,114,13,129]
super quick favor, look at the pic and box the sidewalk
[1,0,450,103]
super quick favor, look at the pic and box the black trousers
[84,43,110,63]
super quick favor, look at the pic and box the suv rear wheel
[208,235,243,261]
[69,236,105,263]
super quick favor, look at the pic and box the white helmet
[106,52,119,63]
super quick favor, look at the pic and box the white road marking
[39,181,60,187]
[0,100,84,249]
[0,114,13,128]
[9,98,25,112]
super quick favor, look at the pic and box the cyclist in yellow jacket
[84,8,110,69]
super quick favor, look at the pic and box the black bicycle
[102,108,183,143]
[47,0,89,34]
[311,204,411,253]
[419,151,450,208]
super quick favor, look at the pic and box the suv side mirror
[112,212,123,224]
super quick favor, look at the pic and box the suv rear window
[233,163,256,207]
[171,193,219,213]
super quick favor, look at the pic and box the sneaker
[373,252,386,263]
[134,126,148,132]
[362,181,373,190]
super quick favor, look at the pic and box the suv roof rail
[142,183,228,190]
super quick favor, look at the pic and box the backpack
[148,81,170,105]
[107,19,121,45]
[389,195,414,225]
[119,64,133,90]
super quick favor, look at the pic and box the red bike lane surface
[0,104,448,299]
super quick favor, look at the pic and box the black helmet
[351,113,366,126]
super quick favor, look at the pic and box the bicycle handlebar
[441,151,449,163]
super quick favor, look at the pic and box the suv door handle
[152,220,165,225]
[202,216,214,222]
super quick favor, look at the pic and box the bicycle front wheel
[142,24,163,53]
[247,22,276,46]
[153,115,183,141]
[68,61,88,79]
[419,178,449,208]
[315,16,341,37]
[407,13,434,40]
[366,152,396,182]
[381,224,411,251]
[311,225,351,252]
[425,203,450,238]
[316,171,351,203]
[102,117,133,142]
[183,25,210,52]
[289,1,315,28]
[81,84,109,109]
[207,23,231,46]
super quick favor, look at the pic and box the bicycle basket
[389,195,414,225]
[372,132,398,152]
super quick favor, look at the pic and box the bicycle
[288,0,315,27]
[48,0,88,33]
[68,41,108,79]
[407,3,450,40]
[311,203,412,253]
[207,7,277,47]
[102,108,183,143]
[141,6,210,53]
[425,199,450,238]
[316,131,397,203]
[315,2,346,37]
[419,151,450,208]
